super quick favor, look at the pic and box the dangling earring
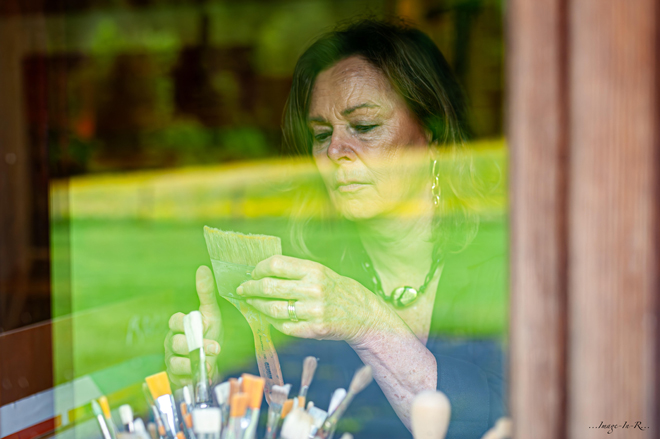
[431,159,441,207]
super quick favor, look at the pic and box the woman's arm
[237,255,438,430]
[349,308,438,430]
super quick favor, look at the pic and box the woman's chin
[335,200,384,222]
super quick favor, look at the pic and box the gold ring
[288,300,299,322]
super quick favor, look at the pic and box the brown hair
[282,18,479,259]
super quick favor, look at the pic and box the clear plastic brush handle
[209,259,285,404]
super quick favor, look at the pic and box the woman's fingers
[169,312,185,332]
[246,298,316,320]
[237,278,317,300]
[170,333,188,355]
[251,255,314,280]
[167,355,191,375]
[196,265,219,309]
[169,333,220,356]
[196,265,223,343]
[168,373,192,388]
[265,316,318,339]
[203,338,221,356]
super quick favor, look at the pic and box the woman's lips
[336,182,370,193]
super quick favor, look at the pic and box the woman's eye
[314,132,331,142]
[353,124,378,134]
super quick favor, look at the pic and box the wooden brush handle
[225,297,284,405]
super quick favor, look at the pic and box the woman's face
[308,56,430,221]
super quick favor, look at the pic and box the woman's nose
[327,130,357,163]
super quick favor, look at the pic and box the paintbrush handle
[225,297,284,405]
[263,407,281,439]
[315,393,354,439]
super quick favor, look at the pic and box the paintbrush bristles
[119,404,133,425]
[230,393,249,418]
[204,226,282,266]
[301,356,318,389]
[270,384,291,406]
[145,372,173,399]
[348,365,373,394]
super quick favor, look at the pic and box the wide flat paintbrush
[203,226,284,403]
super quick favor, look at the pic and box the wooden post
[509,0,659,437]
[568,0,658,436]
[508,0,568,437]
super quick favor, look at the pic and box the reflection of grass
[52,218,293,388]
[51,142,508,409]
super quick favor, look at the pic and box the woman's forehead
[309,57,398,117]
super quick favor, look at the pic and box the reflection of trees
[95,53,164,163]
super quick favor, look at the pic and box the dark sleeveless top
[219,220,508,439]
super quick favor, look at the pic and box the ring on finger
[288,300,299,322]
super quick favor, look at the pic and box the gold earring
[431,159,441,206]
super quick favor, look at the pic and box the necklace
[360,245,443,308]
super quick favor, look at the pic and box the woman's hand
[164,265,223,387]
[236,255,387,345]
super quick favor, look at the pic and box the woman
[165,19,507,439]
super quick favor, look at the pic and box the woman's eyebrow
[342,103,380,116]
[308,103,381,123]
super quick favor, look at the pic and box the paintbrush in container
[184,311,212,407]
[242,374,266,439]
[143,382,166,438]
[203,226,285,402]
[183,385,194,414]
[192,407,222,439]
[119,404,135,433]
[410,390,451,439]
[307,406,327,437]
[297,357,318,408]
[92,400,113,439]
[214,382,231,429]
[134,418,151,439]
[279,408,314,439]
[98,396,119,439]
[263,384,290,439]
[327,389,346,416]
[146,371,181,438]
[223,392,248,439]
[315,366,373,439]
